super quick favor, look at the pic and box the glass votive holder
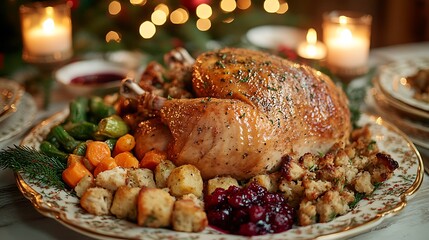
[20,0,73,65]
[323,11,372,81]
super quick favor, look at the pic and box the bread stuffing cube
[167,164,203,198]
[110,186,140,220]
[127,168,156,188]
[137,187,175,228]
[75,174,95,198]
[154,160,176,188]
[95,167,127,191]
[206,176,239,195]
[80,187,113,216]
[172,199,208,232]
[353,171,374,194]
[249,174,279,192]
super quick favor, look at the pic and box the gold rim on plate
[373,77,429,121]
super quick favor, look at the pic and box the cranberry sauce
[204,182,295,236]
[70,73,125,85]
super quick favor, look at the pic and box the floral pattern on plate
[17,110,423,240]
[377,57,429,112]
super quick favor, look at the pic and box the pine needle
[0,145,67,189]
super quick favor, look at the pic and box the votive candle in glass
[323,11,372,79]
[20,0,72,64]
[297,28,327,60]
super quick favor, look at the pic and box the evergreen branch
[0,145,67,189]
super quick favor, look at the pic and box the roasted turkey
[120,48,351,180]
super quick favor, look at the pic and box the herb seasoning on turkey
[120,48,351,180]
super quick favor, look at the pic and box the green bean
[39,141,68,161]
[67,97,89,123]
[63,121,98,140]
[73,141,87,156]
[94,115,129,140]
[89,96,116,123]
[104,138,118,151]
[50,125,81,153]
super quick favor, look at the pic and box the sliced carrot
[62,159,92,188]
[113,133,136,156]
[67,154,84,167]
[85,141,111,168]
[139,149,167,170]
[93,157,118,177]
[114,151,139,168]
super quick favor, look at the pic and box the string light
[170,8,189,24]
[237,0,251,10]
[220,0,237,12]
[107,1,291,39]
[106,30,121,42]
[276,1,289,14]
[264,0,280,13]
[108,1,121,15]
[196,18,211,31]
[129,0,146,5]
[151,9,167,25]
[139,21,156,39]
[155,3,169,15]
[196,4,212,19]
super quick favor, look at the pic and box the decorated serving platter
[17,110,423,240]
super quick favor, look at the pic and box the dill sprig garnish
[0,145,67,189]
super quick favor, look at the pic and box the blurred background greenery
[1,0,427,77]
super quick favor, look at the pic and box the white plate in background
[246,25,306,50]
[0,93,36,142]
[377,58,429,112]
[0,79,24,123]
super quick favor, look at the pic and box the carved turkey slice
[121,48,351,180]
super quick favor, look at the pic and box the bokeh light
[170,8,189,24]
[151,9,167,25]
[108,1,121,15]
[129,0,146,5]
[277,1,289,14]
[155,3,169,15]
[196,18,211,31]
[139,21,156,39]
[263,0,280,13]
[105,31,121,42]
[237,0,251,10]
[196,4,212,19]
[220,0,237,12]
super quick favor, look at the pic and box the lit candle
[24,14,71,55]
[323,11,372,77]
[20,2,72,63]
[297,28,327,60]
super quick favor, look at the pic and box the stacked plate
[0,79,37,144]
[371,58,429,149]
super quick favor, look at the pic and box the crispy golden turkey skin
[134,48,351,180]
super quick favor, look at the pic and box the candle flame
[45,7,54,17]
[339,15,348,25]
[339,27,353,42]
[306,28,317,45]
[42,18,55,34]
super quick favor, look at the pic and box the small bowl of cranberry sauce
[55,59,132,96]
